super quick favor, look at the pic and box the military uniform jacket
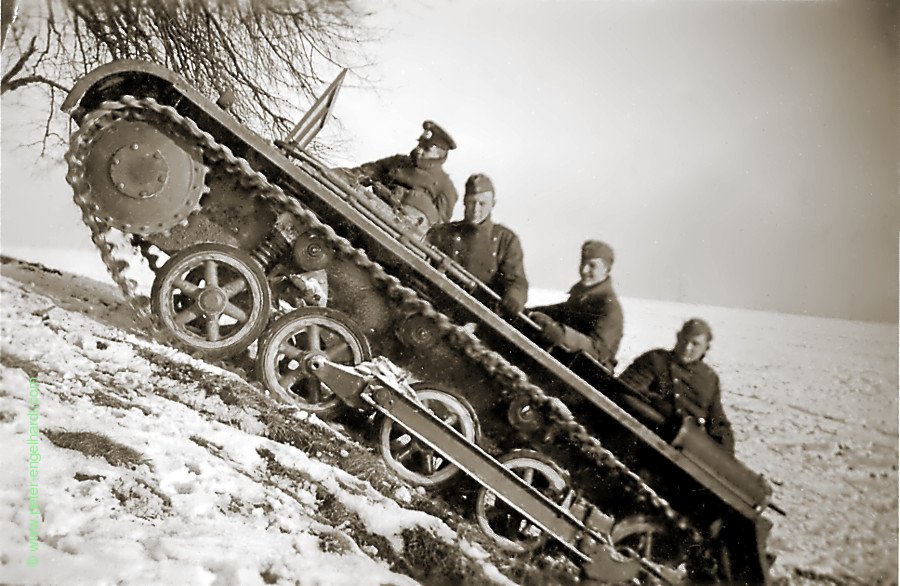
[355,154,458,225]
[426,220,528,308]
[531,277,623,366]
[618,349,735,452]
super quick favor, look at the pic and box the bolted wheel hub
[82,117,207,235]
[305,353,327,372]
[507,395,545,432]
[109,143,170,199]
[297,351,330,377]
[397,314,440,349]
[197,287,228,315]
[292,230,334,271]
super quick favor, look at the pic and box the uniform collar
[668,350,706,371]
[458,217,494,233]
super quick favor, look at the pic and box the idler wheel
[151,243,270,359]
[396,314,441,350]
[256,307,370,417]
[82,117,206,235]
[292,230,335,271]
[506,395,545,433]
[378,384,478,488]
[475,450,570,553]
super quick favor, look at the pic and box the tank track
[65,95,716,579]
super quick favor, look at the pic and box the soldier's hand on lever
[500,294,524,315]
[370,182,404,208]
[528,311,552,327]
[528,311,566,345]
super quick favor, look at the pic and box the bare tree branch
[1,73,71,93]
[1,35,36,87]
[1,0,376,151]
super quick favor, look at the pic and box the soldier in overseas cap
[340,120,458,230]
[426,173,528,315]
[617,318,735,453]
[528,240,623,370]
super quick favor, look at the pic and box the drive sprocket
[77,113,207,235]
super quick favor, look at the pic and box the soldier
[618,318,735,453]
[426,173,528,315]
[341,120,458,229]
[528,240,623,370]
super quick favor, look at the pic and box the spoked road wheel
[611,515,688,584]
[378,385,478,488]
[475,450,571,554]
[151,243,270,359]
[257,308,371,417]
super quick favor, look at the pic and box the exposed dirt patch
[44,429,147,468]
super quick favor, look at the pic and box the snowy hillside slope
[0,252,896,585]
[0,257,545,586]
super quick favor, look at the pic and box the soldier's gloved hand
[542,322,566,346]
[529,311,552,327]
[500,294,524,315]
[389,186,409,207]
[529,312,565,345]
[371,182,402,207]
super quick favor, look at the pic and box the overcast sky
[329,0,897,323]
[1,0,896,323]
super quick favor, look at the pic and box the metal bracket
[305,355,370,409]
[307,356,642,584]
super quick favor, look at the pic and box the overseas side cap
[581,240,614,266]
[465,173,494,196]
[679,318,713,341]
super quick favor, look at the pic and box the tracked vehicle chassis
[63,60,776,584]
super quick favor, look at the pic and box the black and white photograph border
[0,1,896,584]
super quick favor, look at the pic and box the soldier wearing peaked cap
[528,240,623,370]
[341,120,458,229]
[617,318,735,453]
[426,173,528,315]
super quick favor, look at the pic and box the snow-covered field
[534,285,898,585]
[0,249,897,585]
[618,300,897,585]
[0,255,519,586]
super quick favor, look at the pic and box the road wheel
[151,243,270,359]
[474,450,570,553]
[611,515,688,583]
[256,307,370,417]
[378,384,478,488]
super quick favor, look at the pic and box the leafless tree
[1,0,18,47]
[1,0,375,152]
